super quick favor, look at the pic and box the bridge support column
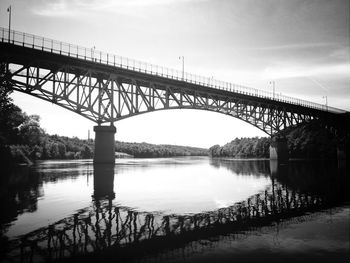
[93,125,116,164]
[269,136,289,163]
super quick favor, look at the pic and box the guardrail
[0,27,346,114]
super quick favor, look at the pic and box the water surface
[0,157,348,262]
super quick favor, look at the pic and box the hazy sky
[1,0,349,148]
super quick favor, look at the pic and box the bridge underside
[0,45,319,136]
[2,43,346,163]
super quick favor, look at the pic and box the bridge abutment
[93,125,116,164]
[269,137,289,163]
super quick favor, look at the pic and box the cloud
[329,46,350,60]
[32,0,207,17]
[32,0,80,17]
[243,42,342,51]
[262,63,350,80]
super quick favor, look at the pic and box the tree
[81,145,93,158]
[0,88,26,145]
[0,64,28,164]
[209,137,271,158]
[49,143,60,159]
[18,114,45,146]
[209,144,221,157]
[57,143,66,159]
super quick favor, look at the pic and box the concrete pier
[93,125,116,164]
[269,136,289,163]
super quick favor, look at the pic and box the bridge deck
[0,42,337,118]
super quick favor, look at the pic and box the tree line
[116,141,207,158]
[209,137,270,158]
[0,86,94,165]
[284,121,348,159]
[208,120,348,159]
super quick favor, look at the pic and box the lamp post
[269,81,275,99]
[322,96,328,111]
[179,56,184,80]
[7,5,11,42]
[91,46,95,61]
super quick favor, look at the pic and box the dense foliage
[0,87,94,165]
[4,131,94,165]
[284,121,345,159]
[209,137,270,158]
[209,120,349,159]
[31,135,94,160]
[116,141,208,158]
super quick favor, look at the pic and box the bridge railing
[0,27,346,114]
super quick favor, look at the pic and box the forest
[116,141,207,158]
[0,82,93,165]
[283,121,346,159]
[209,137,270,158]
[209,120,348,159]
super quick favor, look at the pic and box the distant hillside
[115,141,208,158]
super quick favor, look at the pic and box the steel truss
[1,60,319,136]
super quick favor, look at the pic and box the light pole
[269,81,275,99]
[322,96,328,111]
[7,5,11,42]
[91,46,95,61]
[179,56,184,80]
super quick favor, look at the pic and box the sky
[1,0,349,148]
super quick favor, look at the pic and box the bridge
[0,27,348,163]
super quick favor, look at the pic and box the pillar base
[93,125,116,164]
[269,136,289,163]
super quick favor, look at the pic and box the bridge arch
[4,65,316,137]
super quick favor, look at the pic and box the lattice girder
[1,59,334,136]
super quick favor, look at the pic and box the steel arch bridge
[0,27,348,162]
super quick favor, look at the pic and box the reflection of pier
[4,160,347,263]
[93,164,115,199]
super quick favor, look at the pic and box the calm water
[0,157,349,263]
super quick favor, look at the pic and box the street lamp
[179,56,184,80]
[7,5,11,42]
[91,46,96,61]
[269,81,275,99]
[322,96,328,111]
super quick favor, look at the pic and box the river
[0,157,349,262]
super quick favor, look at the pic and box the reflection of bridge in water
[3,160,348,263]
